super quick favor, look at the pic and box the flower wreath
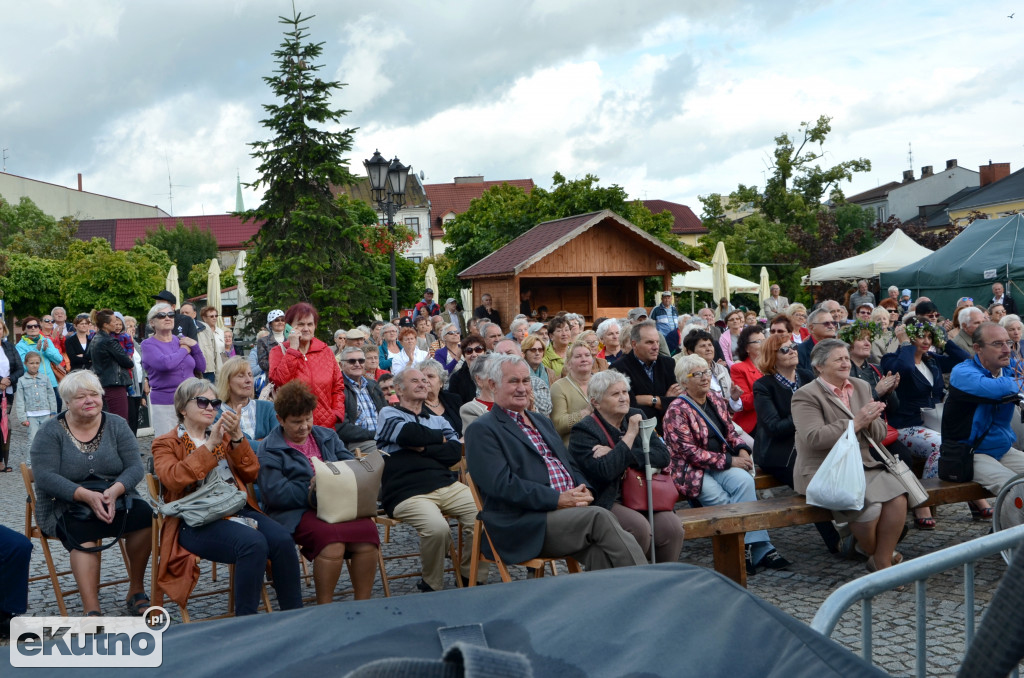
[838,319,883,345]
[903,318,945,350]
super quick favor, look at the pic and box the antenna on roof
[2,148,8,172]
[164,155,190,216]
[907,142,913,171]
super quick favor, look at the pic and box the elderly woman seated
[568,370,684,563]
[792,339,909,572]
[31,370,153,616]
[258,380,380,604]
[152,377,302,616]
[663,355,790,575]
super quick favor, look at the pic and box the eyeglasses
[959,297,974,304]
[24,324,40,329]
[190,397,223,410]
[42,318,54,323]
[154,312,174,320]
[984,341,1012,349]
[206,313,218,318]
[813,321,838,328]
[924,313,940,320]
[526,347,545,353]
[778,345,796,354]
[345,358,366,365]
[465,346,486,354]
[688,370,712,379]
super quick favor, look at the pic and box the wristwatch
[230,436,244,445]
[651,396,659,407]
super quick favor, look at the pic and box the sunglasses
[778,345,796,355]
[465,346,486,354]
[445,331,460,336]
[190,396,222,410]
[154,312,174,320]
[769,328,790,334]
[42,318,54,323]
[24,324,40,329]
[345,358,366,365]
[813,321,838,328]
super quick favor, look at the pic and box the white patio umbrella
[759,267,771,302]
[711,241,729,306]
[206,258,225,331]
[165,264,181,305]
[424,264,439,297]
[460,287,473,325]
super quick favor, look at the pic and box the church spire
[235,170,244,212]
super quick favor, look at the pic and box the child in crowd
[13,351,57,447]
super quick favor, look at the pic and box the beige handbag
[311,451,385,523]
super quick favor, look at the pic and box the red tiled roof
[642,199,705,234]
[424,178,535,232]
[458,210,697,279]
[78,215,263,251]
[846,181,901,204]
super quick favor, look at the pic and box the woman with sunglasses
[152,378,301,616]
[66,314,94,372]
[17,316,66,412]
[141,302,206,436]
[432,323,464,375]
[752,333,841,552]
[448,334,486,404]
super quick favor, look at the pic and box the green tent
[881,214,1024,314]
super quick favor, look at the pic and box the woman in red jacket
[729,324,765,437]
[269,303,345,428]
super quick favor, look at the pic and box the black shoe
[745,545,757,576]
[416,578,436,593]
[759,548,791,571]
[0,611,13,640]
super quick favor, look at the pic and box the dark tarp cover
[880,214,1024,314]
[3,563,884,677]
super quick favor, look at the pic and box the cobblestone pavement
[1,424,1020,676]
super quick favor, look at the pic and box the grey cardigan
[30,414,144,536]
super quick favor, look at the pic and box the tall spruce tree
[241,9,375,333]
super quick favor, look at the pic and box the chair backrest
[464,472,484,513]
[20,463,38,537]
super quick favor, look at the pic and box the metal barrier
[811,522,1024,678]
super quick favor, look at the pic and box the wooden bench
[677,478,994,587]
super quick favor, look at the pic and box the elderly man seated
[465,354,648,571]
[943,322,1024,495]
[336,346,386,455]
[376,368,482,592]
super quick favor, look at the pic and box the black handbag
[938,437,986,483]
[59,477,133,552]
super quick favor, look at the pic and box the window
[876,205,887,222]
[405,217,420,236]
[407,256,422,264]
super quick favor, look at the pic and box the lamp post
[364,150,411,320]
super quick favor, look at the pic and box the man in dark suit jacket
[611,321,682,431]
[991,282,1017,315]
[336,347,386,454]
[797,307,837,371]
[465,354,647,570]
[473,293,502,327]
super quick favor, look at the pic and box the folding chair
[465,472,581,585]
[146,473,272,622]
[374,512,464,596]
[21,463,130,616]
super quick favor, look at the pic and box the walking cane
[638,417,658,563]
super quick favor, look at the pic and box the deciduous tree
[138,221,218,296]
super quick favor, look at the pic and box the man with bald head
[376,368,482,591]
[991,282,1018,315]
[943,322,1024,495]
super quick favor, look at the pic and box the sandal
[126,592,150,617]
[86,611,102,617]
[914,516,936,530]
[1,466,12,473]
[968,501,994,521]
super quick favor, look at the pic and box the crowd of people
[2,279,1023,635]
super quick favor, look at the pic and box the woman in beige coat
[791,338,908,573]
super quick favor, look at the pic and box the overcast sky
[2,1,1022,219]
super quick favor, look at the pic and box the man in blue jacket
[943,322,1024,494]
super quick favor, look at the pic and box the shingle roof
[423,178,535,236]
[948,166,1024,211]
[458,210,697,279]
[77,215,262,251]
[642,199,705,234]
[846,181,902,204]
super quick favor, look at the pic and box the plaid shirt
[345,374,379,433]
[499,407,575,492]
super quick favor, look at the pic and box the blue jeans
[698,467,769,546]
[0,524,32,615]
[178,508,302,615]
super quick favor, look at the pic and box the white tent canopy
[806,229,932,284]
[671,262,760,294]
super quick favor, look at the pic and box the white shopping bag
[805,420,865,511]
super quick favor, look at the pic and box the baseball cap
[661,291,673,297]
[445,297,456,304]
[153,290,177,305]
[627,307,648,321]
[424,288,434,295]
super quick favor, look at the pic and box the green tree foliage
[0,253,64,318]
[241,9,379,333]
[187,260,236,299]
[439,172,683,293]
[0,194,55,247]
[696,116,872,303]
[59,239,172,319]
[0,194,79,261]
[138,220,218,296]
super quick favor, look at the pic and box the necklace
[425,399,441,408]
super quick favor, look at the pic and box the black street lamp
[364,150,411,320]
